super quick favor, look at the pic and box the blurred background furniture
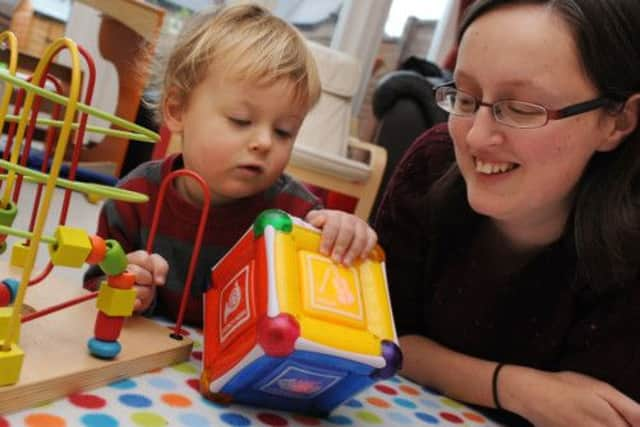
[284,40,387,222]
[369,58,449,215]
[63,0,164,177]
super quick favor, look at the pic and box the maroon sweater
[85,154,322,326]
[375,124,640,425]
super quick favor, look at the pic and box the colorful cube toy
[201,209,402,415]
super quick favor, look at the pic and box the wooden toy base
[0,263,193,414]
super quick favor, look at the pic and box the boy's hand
[126,250,169,313]
[305,209,377,266]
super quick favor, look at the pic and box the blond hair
[156,4,321,121]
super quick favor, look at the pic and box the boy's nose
[249,128,273,151]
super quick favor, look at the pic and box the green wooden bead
[98,240,128,276]
[0,201,17,228]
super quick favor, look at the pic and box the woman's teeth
[475,159,517,174]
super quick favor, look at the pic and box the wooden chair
[64,0,164,177]
[286,41,388,221]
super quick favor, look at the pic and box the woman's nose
[464,106,504,149]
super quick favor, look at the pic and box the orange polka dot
[366,396,391,408]
[463,412,487,423]
[25,414,66,427]
[399,384,420,396]
[161,393,192,407]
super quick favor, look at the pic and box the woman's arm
[401,334,640,427]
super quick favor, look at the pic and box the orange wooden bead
[94,311,125,341]
[107,271,136,290]
[86,235,107,265]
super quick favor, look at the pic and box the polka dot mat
[2,322,503,426]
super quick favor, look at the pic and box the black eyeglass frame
[434,82,612,128]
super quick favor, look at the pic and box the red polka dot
[0,417,9,427]
[257,413,288,426]
[186,378,200,391]
[291,415,321,425]
[440,412,464,423]
[191,350,203,361]
[68,393,106,409]
[374,384,398,395]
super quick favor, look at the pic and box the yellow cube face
[96,282,136,317]
[0,342,24,386]
[49,226,92,267]
[273,224,396,356]
[0,307,19,342]
[10,242,30,268]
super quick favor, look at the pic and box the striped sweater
[84,154,322,326]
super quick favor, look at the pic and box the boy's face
[165,65,309,205]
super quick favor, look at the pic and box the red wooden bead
[107,271,136,290]
[94,311,125,341]
[0,283,10,307]
[86,235,107,265]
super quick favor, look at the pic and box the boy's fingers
[127,263,153,286]
[343,221,367,266]
[331,219,355,264]
[363,229,378,259]
[127,250,150,265]
[133,283,155,313]
[305,210,326,228]
[149,253,168,286]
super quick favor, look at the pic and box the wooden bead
[48,226,92,267]
[0,283,10,307]
[98,240,128,276]
[107,271,136,290]
[94,311,125,341]
[0,201,17,227]
[87,337,121,359]
[86,235,107,265]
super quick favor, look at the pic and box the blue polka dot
[388,412,412,424]
[109,378,137,389]
[119,393,152,408]
[219,412,251,426]
[148,377,176,390]
[419,399,441,409]
[326,415,353,425]
[179,413,211,427]
[394,397,417,409]
[80,413,118,427]
[344,399,363,408]
[415,412,440,424]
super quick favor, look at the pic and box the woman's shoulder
[390,122,456,188]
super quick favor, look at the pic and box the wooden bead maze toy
[0,31,192,414]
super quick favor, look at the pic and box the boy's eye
[229,117,250,126]
[275,128,292,139]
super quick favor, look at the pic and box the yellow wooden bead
[0,341,24,386]
[0,307,19,342]
[49,226,92,267]
[10,242,30,268]
[96,282,136,317]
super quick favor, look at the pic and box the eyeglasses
[434,84,610,129]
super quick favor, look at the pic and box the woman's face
[450,4,618,245]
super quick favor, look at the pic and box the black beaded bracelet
[492,363,506,410]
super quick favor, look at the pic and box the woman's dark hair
[434,0,640,291]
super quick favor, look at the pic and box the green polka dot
[193,340,202,349]
[131,411,168,427]
[441,397,465,408]
[172,362,198,374]
[355,411,383,424]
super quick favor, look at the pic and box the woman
[375,1,640,426]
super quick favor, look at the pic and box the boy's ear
[598,93,640,152]
[162,88,185,133]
